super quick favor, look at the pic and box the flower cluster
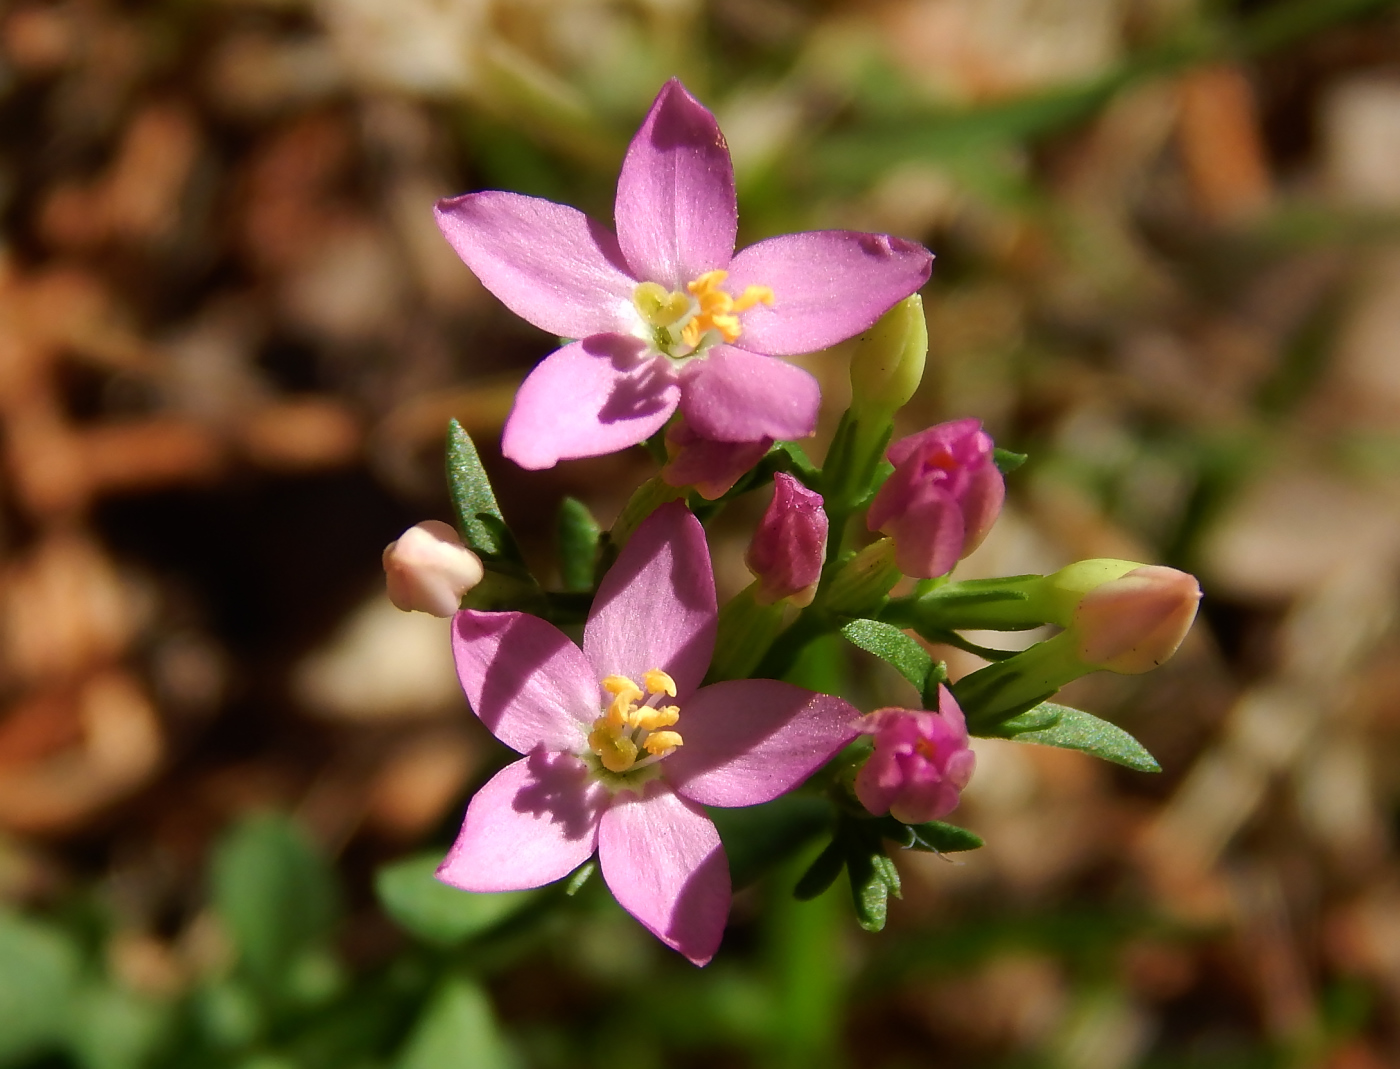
[382,78,1203,966]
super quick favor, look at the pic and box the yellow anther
[643,669,677,697]
[602,674,643,698]
[733,285,775,312]
[679,271,771,349]
[589,725,639,773]
[633,704,680,732]
[644,731,684,755]
[633,282,691,328]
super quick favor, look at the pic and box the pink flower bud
[382,520,484,617]
[745,473,828,606]
[661,416,771,500]
[866,419,1004,579]
[1071,564,1201,674]
[854,687,976,825]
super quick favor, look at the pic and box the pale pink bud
[866,419,1004,579]
[382,521,483,617]
[661,416,771,501]
[854,687,976,825]
[1072,565,1201,674]
[745,474,827,606]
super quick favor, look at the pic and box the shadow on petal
[513,748,608,843]
[589,343,677,426]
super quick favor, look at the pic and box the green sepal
[992,702,1161,773]
[793,837,846,901]
[878,816,984,853]
[993,447,1028,473]
[555,497,601,592]
[916,629,1022,662]
[839,618,932,693]
[846,822,900,932]
[445,420,523,567]
[564,860,595,897]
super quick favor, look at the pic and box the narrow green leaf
[555,497,601,592]
[993,447,1028,473]
[445,420,523,566]
[395,976,517,1069]
[996,702,1161,773]
[905,821,984,853]
[210,813,340,982]
[375,854,534,946]
[0,909,79,1062]
[846,826,901,933]
[793,838,846,901]
[840,619,932,692]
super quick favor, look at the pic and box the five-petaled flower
[435,78,933,470]
[439,503,861,964]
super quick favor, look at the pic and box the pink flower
[435,79,933,470]
[383,520,484,617]
[746,474,827,606]
[866,418,1005,579]
[660,415,771,500]
[854,687,975,825]
[439,503,861,964]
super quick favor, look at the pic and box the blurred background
[2,0,1400,1066]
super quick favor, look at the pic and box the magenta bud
[382,520,484,617]
[854,686,976,825]
[866,419,1005,579]
[1072,564,1202,674]
[745,473,828,606]
[660,416,771,501]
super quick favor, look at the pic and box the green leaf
[793,838,846,901]
[996,703,1161,773]
[904,821,984,853]
[555,497,600,592]
[840,619,932,692]
[67,984,170,1069]
[846,825,901,933]
[0,909,79,1063]
[993,447,1028,473]
[445,420,523,566]
[375,854,534,947]
[210,813,340,983]
[395,976,517,1069]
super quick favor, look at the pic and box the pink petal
[597,782,730,965]
[665,680,862,807]
[614,79,737,290]
[501,337,680,470]
[437,752,607,892]
[453,610,598,754]
[679,346,820,442]
[726,231,933,356]
[435,192,637,339]
[584,502,716,699]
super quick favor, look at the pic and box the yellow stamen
[680,271,776,349]
[644,731,683,755]
[643,669,677,697]
[633,704,679,732]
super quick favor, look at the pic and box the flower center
[587,669,684,774]
[632,271,774,359]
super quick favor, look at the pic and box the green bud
[708,582,789,681]
[849,295,928,418]
[824,538,902,616]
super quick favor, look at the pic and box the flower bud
[866,419,1005,579]
[849,295,928,418]
[660,416,770,500]
[383,520,483,617]
[745,474,827,606]
[1071,564,1201,674]
[855,686,975,825]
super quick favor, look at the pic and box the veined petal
[679,346,820,443]
[597,781,730,966]
[502,337,680,470]
[584,502,716,700]
[453,610,598,754]
[615,79,737,290]
[727,231,933,356]
[435,191,637,339]
[664,680,862,807]
[437,752,606,893]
